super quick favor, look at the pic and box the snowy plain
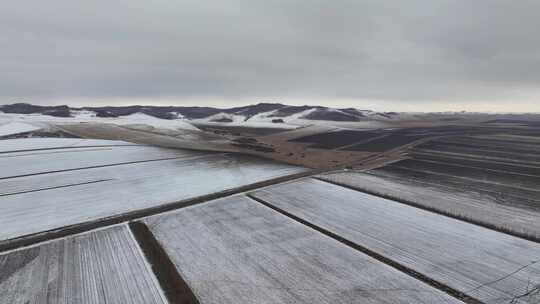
[252,178,540,304]
[144,195,462,304]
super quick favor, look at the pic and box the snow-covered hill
[0,103,402,125]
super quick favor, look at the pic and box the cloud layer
[2,0,540,111]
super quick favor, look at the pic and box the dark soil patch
[290,130,381,149]
[345,134,425,152]
[195,124,291,136]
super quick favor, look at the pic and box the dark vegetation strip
[0,144,143,155]
[0,170,316,254]
[246,194,484,304]
[0,155,207,181]
[314,177,540,244]
[129,221,200,304]
[0,179,114,197]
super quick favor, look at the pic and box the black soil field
[411,152,540,176]
[290,130,381,149]
[372,167,540,210]
[345,134,425,152]
[439,136,540,148]
[416,142,540,164]
[390,158,540,190]
[429,139,540,155]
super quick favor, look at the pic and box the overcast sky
[1,0,540,112]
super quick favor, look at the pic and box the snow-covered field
[0,225,166,304]
[0,138,306,241]
[0,121,42,137]
[319,171,540,239]
[252,178,540,304]
[144,195,461,304]
[0,144,203,179]
[0,138,137,153]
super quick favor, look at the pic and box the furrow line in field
[245,193,484,304]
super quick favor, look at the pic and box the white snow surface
[0,225,167,304]
[0,138,306,241]
[0,138,136,153]
[253,178,540,304]
[144,195,461,304]
[193,111,301,129]
[0,122,42,136]
[0,111,200,132]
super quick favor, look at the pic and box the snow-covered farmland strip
[0,225,167,304]
[0,122,41,137]
[319,171,540,240]
[143,195,462,304]
[0,154,306,242]
[0,138,139,154]
[251,178,540,304]
[0,144,206,179]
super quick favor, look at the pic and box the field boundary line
[129,221,200,304]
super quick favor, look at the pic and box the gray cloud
[1,0,540,111]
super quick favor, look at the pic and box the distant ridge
[0,102,399,122]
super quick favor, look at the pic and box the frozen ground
[143,195,461,304]
[252,178,540,304]
[0,138,305,241]
[0,225,166,304]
